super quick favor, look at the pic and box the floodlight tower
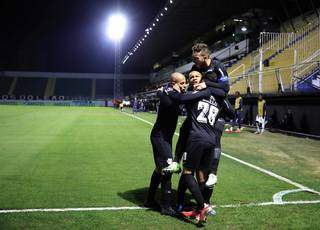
[107,13,127,101]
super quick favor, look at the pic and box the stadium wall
[229,93,320,135]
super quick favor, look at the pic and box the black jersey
[169,88,223,144]
[191,58,229,93]
[151,87,180,140]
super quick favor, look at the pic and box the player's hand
[172,83,181,93]
[162,162,181,174]
[194,82,206,90]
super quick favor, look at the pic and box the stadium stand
[95,79,114,99]
[54,78,92,99]
[13,77,47,97]
[229,11,320,94]
[44,78,56,98]
[0,77,13,95]
[148,10,319,96]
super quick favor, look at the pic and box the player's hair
[192,43,211,55]
[189,70,202,78]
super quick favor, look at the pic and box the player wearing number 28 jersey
[169,71,224,222]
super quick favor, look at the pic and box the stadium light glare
[164,7,168,11]
[170,0,173,3]
[153,23,156,26]
[156,18,159,22]
[241,26,247,32]
[107,13,127,41]
[160,13,163,16]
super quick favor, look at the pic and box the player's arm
[207,60,230,93]
[184,88,226,102]
[202,80,229,97]
[168,88,213,103]
[221,98,235,120]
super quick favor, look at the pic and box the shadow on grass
[118,187,205,227]
[117,187,195,207]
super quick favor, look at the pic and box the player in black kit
[144,72,186,216]
[190,43,234,202]
[169,71,226,224]
[163,43,234,216]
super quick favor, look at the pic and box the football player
[144,72,186,216]
[169,71,226,224]
[255,94,267,134]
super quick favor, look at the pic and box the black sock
[184,174,205,210]
[199,181,205,199]
[203,186,214,204]
[177,174,188,205]
[160,173,172,208]
[146,170,161,202]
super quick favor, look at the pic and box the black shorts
[150,136,173,168]
[183,140,215,171]
[175,120,190,159]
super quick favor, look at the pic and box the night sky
[0,0,167,73]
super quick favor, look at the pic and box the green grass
[0,105,319,229]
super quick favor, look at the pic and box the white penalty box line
[123,112,320,196]
[1,200,320,214]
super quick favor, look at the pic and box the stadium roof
[122,0,320,72]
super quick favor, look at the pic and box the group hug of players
[144,43,235,225]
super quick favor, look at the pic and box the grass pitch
[0,105,319,229]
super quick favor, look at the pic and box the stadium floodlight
[164,7,168,11]
[241,26,247,32]
[106,12,127,100]
[170,0,173,3]
[153,23,156,26]
[107,13,127,41]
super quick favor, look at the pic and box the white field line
[123,112,320,196]
[1,200,320,214]
[272,189,308,204]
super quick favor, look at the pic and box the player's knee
[197,170,206,183]
[182,168,193,175]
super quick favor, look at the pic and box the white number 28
[197,101,219,126]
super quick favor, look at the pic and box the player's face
[189,71,202,86]
[177,78,186,92]
[192,52,206,66]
